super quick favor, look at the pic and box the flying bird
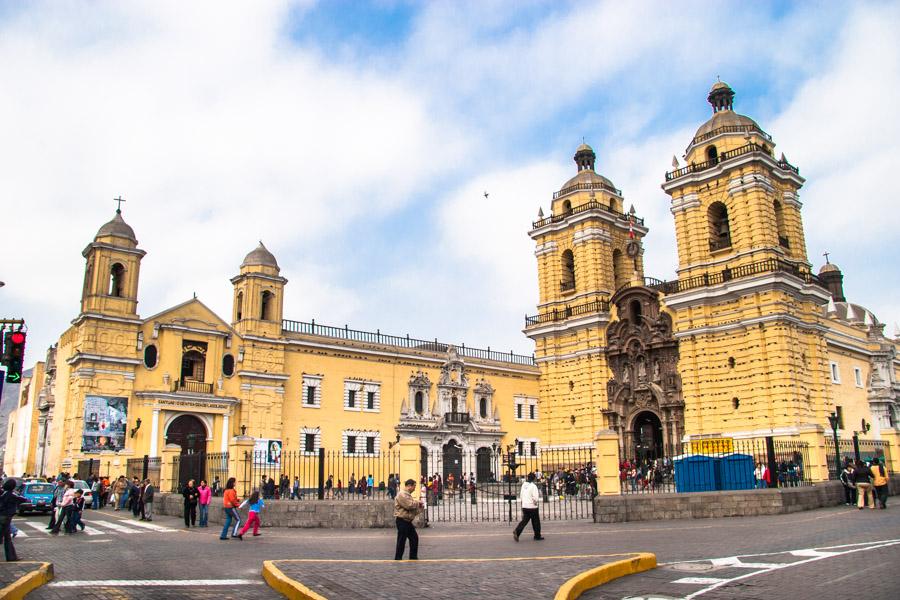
[483,191,489,199]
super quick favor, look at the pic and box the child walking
[236,490,264,540]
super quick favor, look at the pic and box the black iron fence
[76,458,106,481]
[419,446,595,523]
[619,437,811,494]
[239,449,401,500]
[824,438,891,480]
[126,456,161,488]
[171,452,229,493]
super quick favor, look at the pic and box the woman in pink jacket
[197,480,212,527]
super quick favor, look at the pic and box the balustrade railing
[174,379,213,394]
[643,257,824,296]
[532,199,643,229]
[691,123,772,145]
[525,298,611,327]
[665,142,799,181]
[282,319,535,366]
[444,412,471,424]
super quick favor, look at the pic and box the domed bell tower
[231,242,287,338]
[525,143,649,446]
[81,208,145,317]
[660,82,832,439]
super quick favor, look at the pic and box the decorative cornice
[157,323,229,338]
[134,391,240,406]
[663,271,830,310]
[781,191,802,209]
[71,313,143,327]
[572,227,612,245]
[237,370,290,381]
[530,208,648,239]
[670,193,700,214]
[534,240,558,257]
[727,174,775,196]
[524,313,610,340]
[66,353,141,367]
[673,312,829,339]
[662,152,805,192]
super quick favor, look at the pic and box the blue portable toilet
[673,454,717,493]
[718,453,755,490]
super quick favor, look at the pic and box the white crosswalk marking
[91,519,143,534]
[13,529,28,537]
[673,577,727,585]
[24,521,53,535]
[82,526,106,536]
[112,518,175,532]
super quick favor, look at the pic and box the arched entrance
[166,414,207,455]
[442,440,462,484]
[476,447,493,483]
[166,415,208,488]
[632,411,664,464]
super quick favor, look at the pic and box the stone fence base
[154,494,396,528]
[594,475,900,523]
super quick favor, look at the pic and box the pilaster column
[797,424,829,482]
[221,414,230,453]
[594,429,621,495]
[398,436,422,488]
[149,408,160,457]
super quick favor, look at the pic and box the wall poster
[253,438,282,465]
[81,395,128,452]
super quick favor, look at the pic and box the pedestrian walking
[91,476,102,509]
[198,480,212,527]
[69,491,86,533]
[513,472,544,542]
[142,479,155,521]
[236,490,264,540]
[112,476,126,510]
[131,477,143,517]
[0,478,27,561]
[182,479,199,527]
[393,478,423,560]
[871,458,889,509]
[47,479,67,530]
[51,481,76,535]
[325,475,333,499]
[367,474,374,498]
[220,477,242,540]
[292,477,301,500]
[840,463,857,505]
[853,459,875,510]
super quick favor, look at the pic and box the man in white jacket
[513,472,544,541]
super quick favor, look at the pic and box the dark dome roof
[95,211,137,243]
[241,241,279,269]
[560,168,616,193]
[819,262,841,274]
[693,110,760,141]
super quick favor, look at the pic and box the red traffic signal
[10,332,25,345]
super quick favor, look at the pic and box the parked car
[19,482,56,515]
[70,479,93,507]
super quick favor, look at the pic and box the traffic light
[2,330,26,383]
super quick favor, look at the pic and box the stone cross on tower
[114,196,126,214]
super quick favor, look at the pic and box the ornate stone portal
[603,286,683,460]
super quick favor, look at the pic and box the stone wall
[594,475,900,523]
[154,494,397,528]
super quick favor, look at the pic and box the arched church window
[260,291,273,321]
[630,300,642,324]
[561,249,575,292]
[109,263,125,297]
[706,145,718,164]
[181,350,205,382]
[479,397,488,419]
[562,199,572,213]
[451,395,458,413]
[708,202,731,251]
[773,200,788,248]
[236,291,243,321]
[414,391,424,415]
[612,249,626,290]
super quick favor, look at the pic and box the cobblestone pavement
[0,560,43,589]
[4,502,898,598]
[272,554,637,599]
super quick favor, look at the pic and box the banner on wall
[253,438,282,465]
[81,395,128,452]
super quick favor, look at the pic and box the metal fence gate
[126,456,162,488]
[420,445,595,523]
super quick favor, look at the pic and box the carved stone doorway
[632,411,663,463]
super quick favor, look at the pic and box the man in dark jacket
[0,478,28,561]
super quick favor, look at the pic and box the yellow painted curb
[554,552,657,600]
[0,561,54,600]
[262,560,328,600]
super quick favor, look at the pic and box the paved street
[5,502,900,599]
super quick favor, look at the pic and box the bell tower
[660,82,832,439]
[231,242,287,338]
[81,207,145,317]
[525,143,648,447]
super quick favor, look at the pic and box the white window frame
[514,395,539,422]
[830,362,841,384]
[342,429,380,457]
[518,437,540,458]
[302,374,323,408]
[854,367,863,388]
[344,379,380,413]
[300,426,321,456]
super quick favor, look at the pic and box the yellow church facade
[525,81,900,468]
[5,81,900,482]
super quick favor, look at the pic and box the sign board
[253,438,283,465]
[689,438,734,454]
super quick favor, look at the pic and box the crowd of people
[839,456,891,509]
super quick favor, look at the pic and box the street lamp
[827,412,841,479]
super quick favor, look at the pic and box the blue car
[19,482,56,515]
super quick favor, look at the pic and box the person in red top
[219,477,242,540]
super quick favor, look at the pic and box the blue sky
[1,0,899,367]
